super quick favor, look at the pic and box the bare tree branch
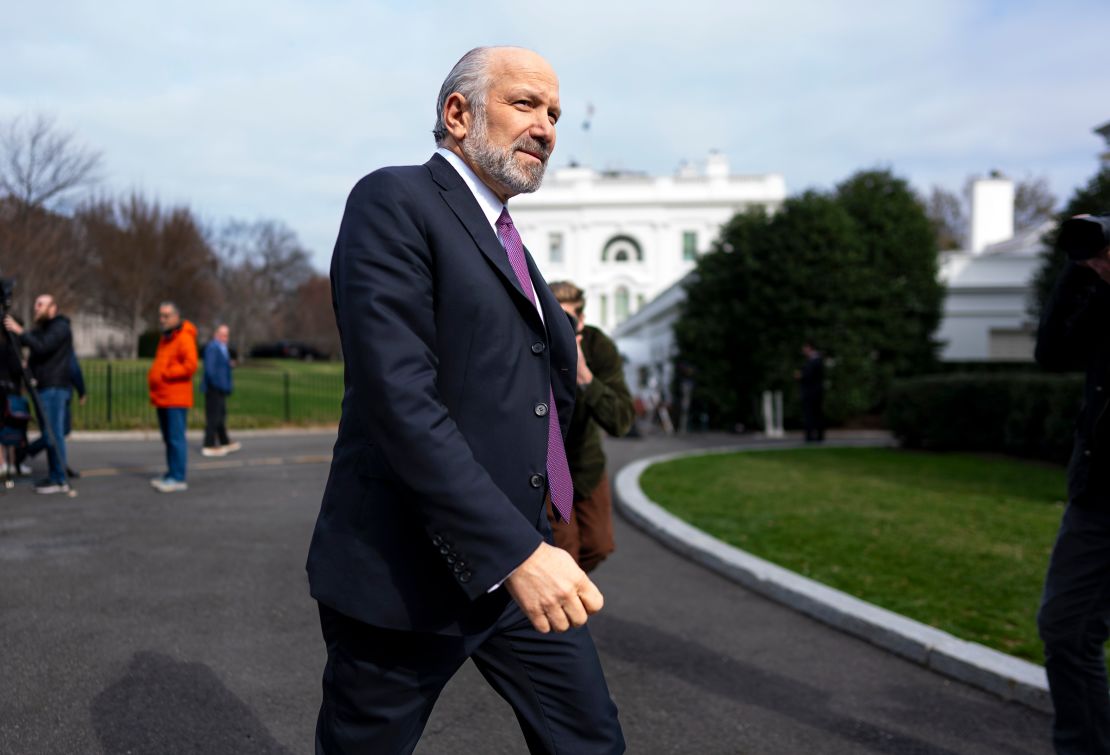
[925,186,966,251]
[0,114,102,213]
[1013,176,1057,232]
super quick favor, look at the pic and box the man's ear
[443,93,471,143]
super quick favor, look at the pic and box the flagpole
[582,102,594,169]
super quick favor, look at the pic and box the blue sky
[3,0,1107,270]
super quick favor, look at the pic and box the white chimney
[705,150,729,181]
[969,176,1014,254]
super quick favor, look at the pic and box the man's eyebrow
[504,87,560,120]
[506,87,540,101]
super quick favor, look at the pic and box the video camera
[1058,214,1110,261]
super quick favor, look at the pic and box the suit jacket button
[459,571,472,583]
[432,535,443,546]
[440,546,450,555]
[529,474,545,488]
[534,402,548,417]
[453,564,464,573]
[531,342,546,354]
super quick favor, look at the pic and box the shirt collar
[436,147,506,231]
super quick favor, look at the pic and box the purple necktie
[496,207,574,522]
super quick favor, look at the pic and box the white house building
[511,152,785,332]
[611,174,1050,400]
[935,183,1050,362]
[898,120,1110,360]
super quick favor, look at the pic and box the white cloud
[1,0,1107,268]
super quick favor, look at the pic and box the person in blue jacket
[201,323,239,457]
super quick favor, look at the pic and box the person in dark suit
[1035,238,1110,754]
[306,46,624,754]
[798,341,825,442]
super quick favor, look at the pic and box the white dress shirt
[435,147,545,325]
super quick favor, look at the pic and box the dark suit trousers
[1038,502,1110,754]
[203,390,230,448]
[315,600,625,754]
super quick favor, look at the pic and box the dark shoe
[66,466,80,479]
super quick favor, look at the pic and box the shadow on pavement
[593,614,990,755]
[91,651,290,754]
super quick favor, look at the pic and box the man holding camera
[3,294,73,494]
[547,281,634,573]
[1035,214,1110,754]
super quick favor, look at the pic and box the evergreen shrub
[886,373,1083,463]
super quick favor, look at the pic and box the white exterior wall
[611,276,690,405]
[70,311,133,358]
[510,155,785,333]
[935,222,1050,361]
[934,288,1036,360]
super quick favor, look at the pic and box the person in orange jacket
[147,301,198,493]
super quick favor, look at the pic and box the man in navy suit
[306,46,625,754]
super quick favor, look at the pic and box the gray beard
[462,114,547,196]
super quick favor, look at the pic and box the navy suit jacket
[307,153,577,635]
[202,341,233,394]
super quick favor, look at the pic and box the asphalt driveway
[0,430,1052,753]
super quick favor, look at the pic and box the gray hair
[158,301,180,316]
[432,47,500,146]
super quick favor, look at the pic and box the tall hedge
[674,169,942,429]
[886,373,1083,463]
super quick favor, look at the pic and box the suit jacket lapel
[426,154,541,328]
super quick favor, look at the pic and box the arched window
[602,235,643,263]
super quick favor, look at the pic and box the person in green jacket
[546,281,635,572]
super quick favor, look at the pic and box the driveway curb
[613,441,1052,713]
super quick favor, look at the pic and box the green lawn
[639,447,1067,665]
[69,359,344,430]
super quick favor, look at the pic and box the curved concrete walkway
[613,437,1050,713]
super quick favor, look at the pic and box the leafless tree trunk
[284,274,339,358]
[79,194,218,356]
[209,220,315,357]
[1013,176,1056,232]
[925,186,966,252]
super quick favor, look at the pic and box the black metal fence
[67,361,343,430]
